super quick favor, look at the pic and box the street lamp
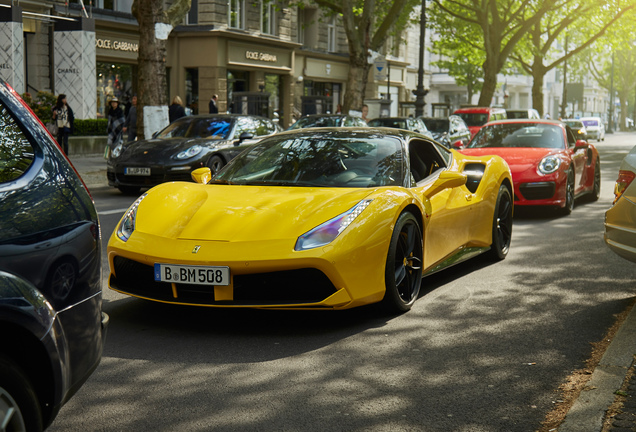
[414,0,427,117]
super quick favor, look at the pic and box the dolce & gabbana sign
[96,38,138,52]
[228,42,291,70]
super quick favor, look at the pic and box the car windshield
[468,123,564,149]
[368,119,407,129]
[422,119,449,133]
[582,119,599,127]
[214,132,404,188]
[157,118,232,139]
[457,113,488,127]
[563,121,583,129]
[288,116,343,129]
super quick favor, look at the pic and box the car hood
[135,183,375,242]
[460,147,562,173]
[117,137,233,163]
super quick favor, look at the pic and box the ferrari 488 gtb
[108,128,513,313]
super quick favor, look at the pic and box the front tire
[382,212,423,313]
[0,355,43,432]
[488,184,513,261]
[559,169,575,215]
[207,155,226,175]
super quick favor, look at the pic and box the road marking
[98,208,129,216]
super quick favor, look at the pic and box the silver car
[605,145,636,262]
[581,117,606,142]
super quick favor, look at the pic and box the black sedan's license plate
[154,264,230,286]
[125,167,151,176]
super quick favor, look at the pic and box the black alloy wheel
[558,169,575,215]
[383,212,423,313]
[0,355,43,432]
[488,184,513,261]
[50,260,76,301]
[207,155,226,175]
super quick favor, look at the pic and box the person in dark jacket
[209,94,218,114]
[123,95,137,142]
[169,95,186,123]
[52,94,74,154]
[107,97,125,149]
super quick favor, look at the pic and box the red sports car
[460,120,600,214]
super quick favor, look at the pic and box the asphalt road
[49,133,636,431]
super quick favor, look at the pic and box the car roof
[454,107,505,114]
[483,119,564,127]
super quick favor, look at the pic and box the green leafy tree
[21,91,57,124]
[309,0,420,113]
[510,0,635,117]
[430,0,555,107]
[132,0,191,140]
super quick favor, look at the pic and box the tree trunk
[342,51,372,114]
[133,0,169,140]
[619,92,628,131]
[530,58,548,118]
[478,64,497,107]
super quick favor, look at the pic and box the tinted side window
[0,104,34,183]
[233,117,256,137]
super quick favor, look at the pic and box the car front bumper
[605,195,636,263]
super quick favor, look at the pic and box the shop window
[227,70,249,113]
[229,0,245,29]
[264,74,281,119]
[185,68,199,115]
[97,62,134,118]
[327,16,336,52]
[261,1,277,35]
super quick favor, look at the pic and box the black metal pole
[414,0,426,117]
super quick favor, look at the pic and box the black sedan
[288,114,368,129]
[367,117,433,138]
[420,115,472,148]
[0,80,107,430]
[107,114,281,194]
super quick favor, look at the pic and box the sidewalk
[69,153,109,189]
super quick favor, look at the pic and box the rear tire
[382,212,423,313]
[488,184,513,261]
[589,162,601,202]
[0,355,43,432]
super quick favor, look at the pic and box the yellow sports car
[108,128,513,312]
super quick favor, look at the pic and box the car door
[408,139,472,269]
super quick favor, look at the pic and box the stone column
[0,6,24,94]
[54,17,96,119]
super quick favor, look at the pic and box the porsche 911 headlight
[111,144,123,158]
[538,155,561,175]
[176,145,203,160]
[117,193,147,242]
[295,199,373,251]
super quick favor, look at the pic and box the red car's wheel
[589,161,601,201]
[383,212,423,313]
[559,169,575,215]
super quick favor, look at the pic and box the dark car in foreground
[107,114,281,194]
[367,117,432,137]
[420,115,471,148]
[0,81,107,430]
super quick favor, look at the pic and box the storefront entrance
[96,62,136,118]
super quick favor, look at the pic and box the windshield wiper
[209,179,234,185]
[239,180,324,187]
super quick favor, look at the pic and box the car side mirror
[236,132,254,145]
[575,139,589,148]
[451,140,465,149]
[426,171,467,197]
[191,167,212,184]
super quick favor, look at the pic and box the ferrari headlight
[538,155,561,175]
[295,199,373,251]
[176,145,203,160]
[117,193,147,242]
[111,144,123,158]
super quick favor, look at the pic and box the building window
[327,16,336,52]
[297,7,304,44]
[88,0,133,13]
[229,0,245,29]
[261,1,277,35]
[187,0,198,25]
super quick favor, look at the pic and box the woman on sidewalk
[107,97,125,150]
[52,94,74,154]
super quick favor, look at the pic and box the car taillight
[614,170,636,203]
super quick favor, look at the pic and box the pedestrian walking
[169,95,186,123]
[209,94,219,114]
[107,97,125,150]
[123,95,137,142]
[51,94,74,154]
